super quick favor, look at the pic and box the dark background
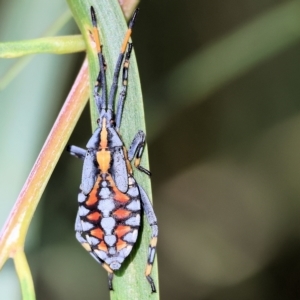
[2,0,300,299]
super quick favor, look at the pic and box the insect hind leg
[128,130,151,176]
[138,184,158,293]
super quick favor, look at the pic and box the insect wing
[86,127,101,149]
[107,128,129,193]
[111,147,128,193]
[80,150,98,194]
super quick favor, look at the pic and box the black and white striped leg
[128,130,151,176]
[138,185,158,293]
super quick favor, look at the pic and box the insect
[67,6,158,293]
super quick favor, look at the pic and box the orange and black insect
[67,6,158,292]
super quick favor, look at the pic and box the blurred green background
[2,0,300,299]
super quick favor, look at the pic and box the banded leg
[138,185,158,293]
[128,130,151,176]
[75,211,115,290]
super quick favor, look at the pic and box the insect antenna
[115,42,133,131]
[91,6,107,112]
[107,8,140,112]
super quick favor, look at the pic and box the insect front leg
[128,130,151,176]
[138,185,158,293]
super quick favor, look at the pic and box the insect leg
[108,273,114,291]
[66,145,86,160]
[138,185,158,293]
[75,210,115,290]
[128,130,151,176]
[108,8,139,113]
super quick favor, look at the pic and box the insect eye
[97,118,100,124]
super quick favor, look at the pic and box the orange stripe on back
[106,174,130,202]
[116,239,127,251]
[97,149,110,173]
[86,177,101,206]
[97,119,111,173]
[113,187,130,202]
[86,211,102,222]
[113,209,131,219]
[90,228,104,240]
[114,225,131,238]
[97,241,108,252]
[86,187,98,206]
[100,118,108,148]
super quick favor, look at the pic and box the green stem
[0,9,77,89]
[14,250,36,300]
[0,35,85,58]
[0,59,90,297]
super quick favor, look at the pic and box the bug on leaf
[67,6,158,293]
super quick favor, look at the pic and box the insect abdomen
[79,173,141,270]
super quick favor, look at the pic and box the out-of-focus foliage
[2,0,300,299]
